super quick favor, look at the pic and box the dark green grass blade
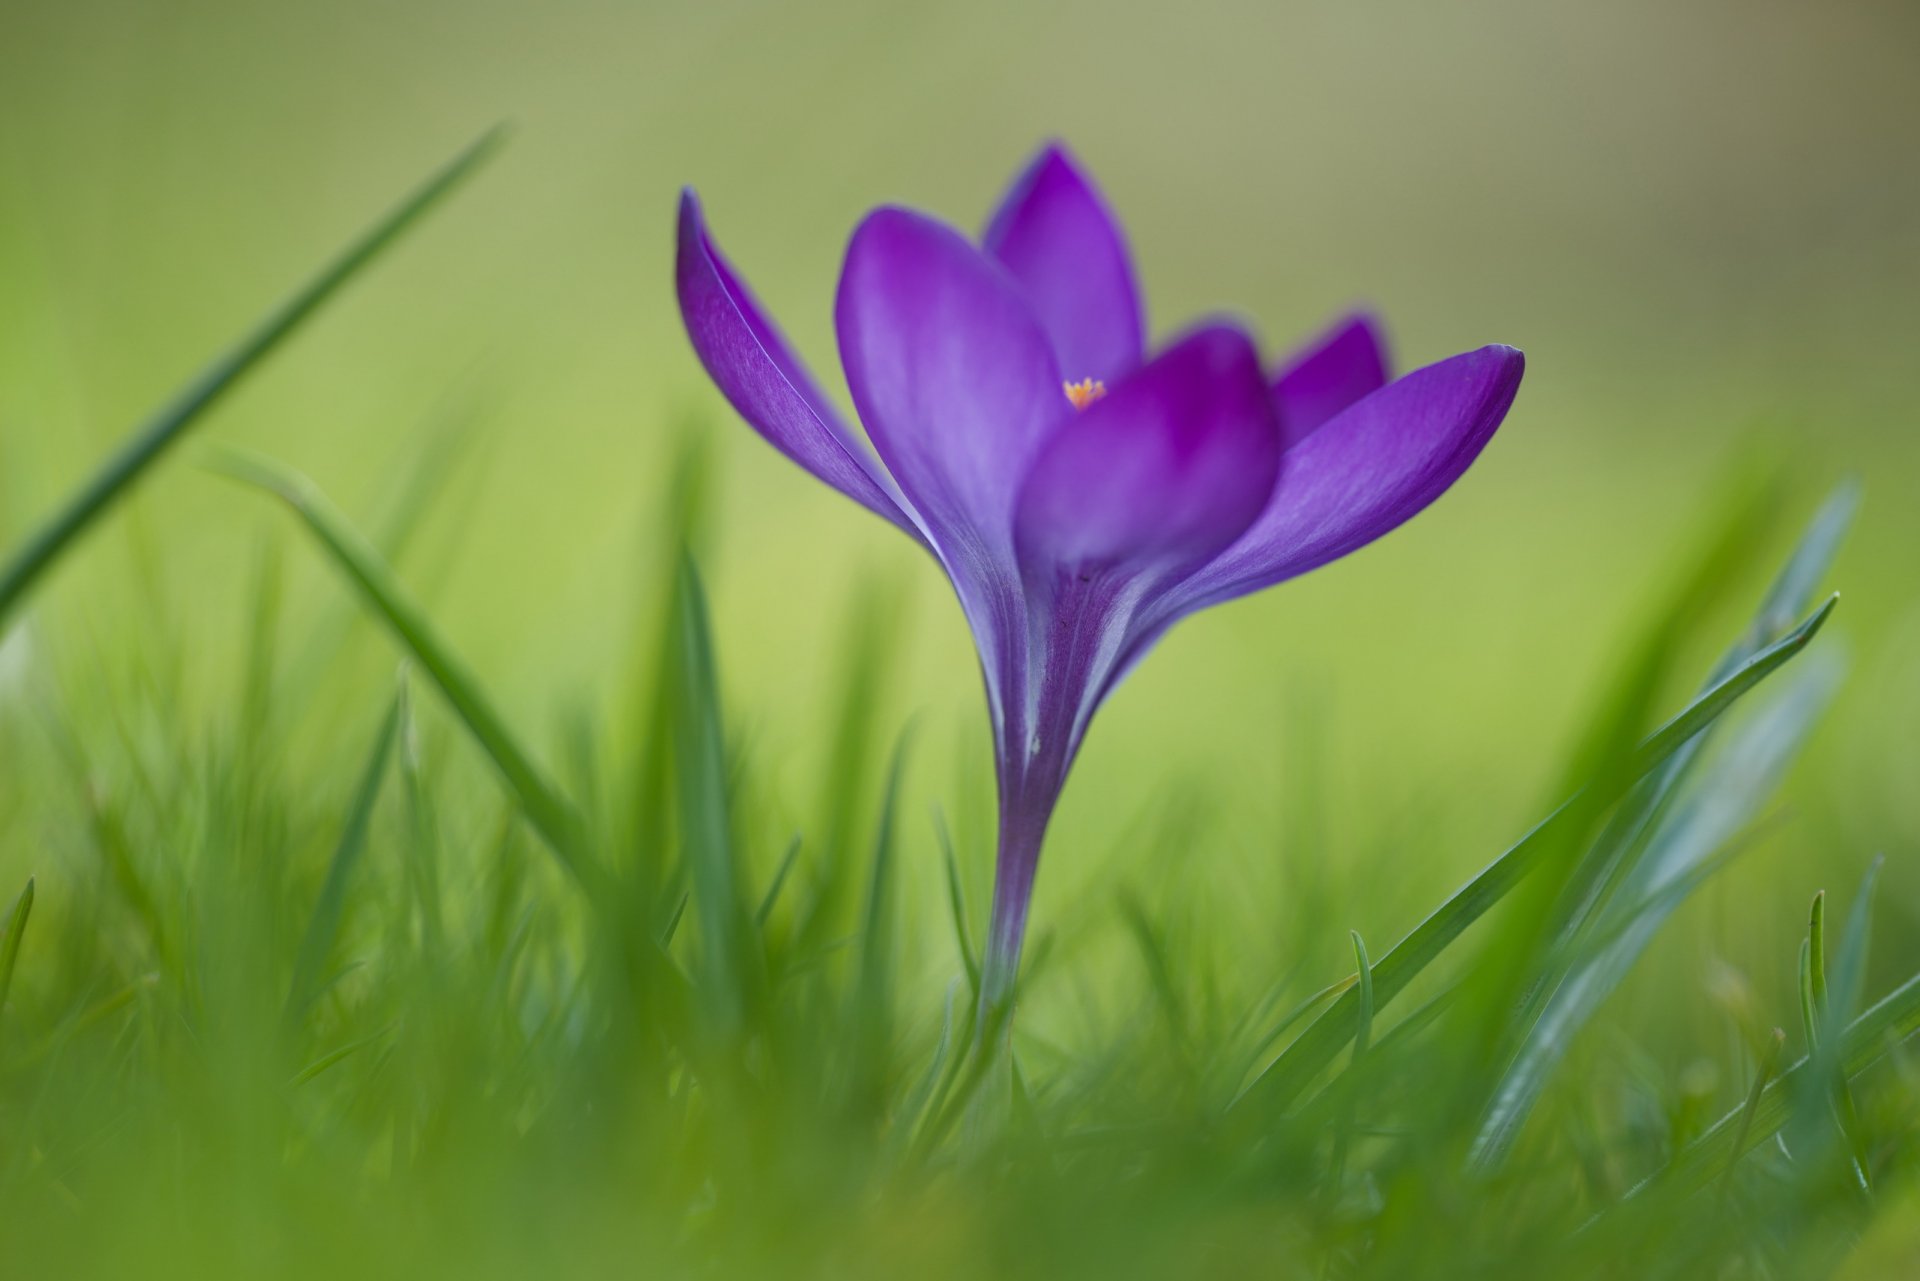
[671,556,756,1037]
[0,877,34,1045]
[285,684,405,1021]
[754,836,804,931]
[0,127,504,626]
[1232,595,1836,1114]
[213,449,588,882]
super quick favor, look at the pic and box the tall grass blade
[754,836,804,931]
[0,128,505,626]
[671,556,755,1038]
[0,878,34,1045]
[213,450,588,883]
[1233,594,1836,1114]
[285,683,404,1020]
[1471,653,1840,1166]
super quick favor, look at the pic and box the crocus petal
[1272,312,1391,447]
[1176,344,1525,610]
[836,206,1064,567]
[1014,325,1282,584]
[676,189,921,537]
[982,144,1145,385]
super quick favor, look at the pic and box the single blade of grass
[0,878,35,1045]
[212,449,589,884]
[1233,595,1837,1114]
[933,809,980,1000]
[0,127,505,627]
[857,734,912,1024]
[290,1021,399,1088]
[285,681,405,1021]
[1720,1027,1788,1200]
[1328,930,1375,1192]
[1804,891,1828,1048]
[753,835,804,931]
[671,555,756,1038]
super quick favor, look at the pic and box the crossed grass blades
[0,133,1910,1278]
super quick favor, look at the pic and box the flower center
[1063,378,1106,411]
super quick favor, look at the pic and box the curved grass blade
[213,449,588,883]
[1232,594,1836,1115]
[285,682,405,1021]
[0,878,34,1046]
[0,127,506,627]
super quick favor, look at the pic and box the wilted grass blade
[0,878,34,1045]
[213,449,588,882]
[285,683,404,1021]
[0,127,505,627]
[1233,595,1836,1114]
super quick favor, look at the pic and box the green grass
[2,133,1919,1281]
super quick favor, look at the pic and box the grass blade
[1628,959,1920,1202]
[0,127,505,626]
[1233,595,1837,1114]
[285,683,405,1021]
[671,556,755,1038]
[0,878,34,1046]
[754,836,804,931]
[213,449,588,883]
[934,809,981,1000]
[1328,930,1375,1192]
[1471,654,1839,1167]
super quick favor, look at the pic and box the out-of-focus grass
[2,0,1919,1274]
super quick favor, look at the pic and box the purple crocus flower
[676,145,1523,1012]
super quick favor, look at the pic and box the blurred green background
[1,0,1917,1060]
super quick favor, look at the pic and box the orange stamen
[1064,378,1106,410]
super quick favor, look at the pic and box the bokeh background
[2,0,1918,1080]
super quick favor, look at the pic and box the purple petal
[982,144,1145,385]
[675,190,920,537]
[1178,345,1524,608]
[1014,325,1282,583]
[1272,313,1391,448]
[836,206,1064,563]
